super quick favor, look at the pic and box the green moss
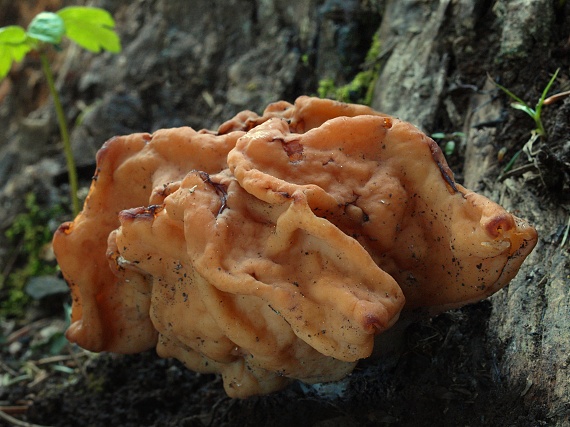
[0,193,64,318]
[85,372,106,393]
[317,32,381,105]
[317,78,336,99]
[365,31,381,64]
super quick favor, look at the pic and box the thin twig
[0,406,27,415]
[27,370,49,389]
[6,319,52,344]
[498,163,538,181]
[0,408,54,427]
[35,354,86,365]
[0,361,19,377]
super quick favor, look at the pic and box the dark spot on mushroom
[273,136,304,162]
[198,171,228,216]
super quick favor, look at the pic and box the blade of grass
[561,215,570,248]
[491,79,531,108]
[534,68,560,125]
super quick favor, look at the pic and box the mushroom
[111,171,404,396]
[228,100,538,313]
[53,96,538,398]
[53,126,245,352]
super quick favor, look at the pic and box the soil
[2,302,546,427]
[1,1,569,426]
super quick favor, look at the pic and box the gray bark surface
[373,1,569,424]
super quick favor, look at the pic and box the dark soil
[1,303,545,427]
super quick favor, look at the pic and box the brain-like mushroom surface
[53,96,538,398]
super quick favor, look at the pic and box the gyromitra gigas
[53,96,538,398]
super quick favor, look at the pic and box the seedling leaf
[27,12,65,44]
[510,102,535,117]
[0,6,121,216]
[492,79,528,107]
[0,26,32,79]
[57,6,121,53]
[491,69,560,138]
[501,149,522,174]
[444,140,456,157]
[0,25,27,45]
[535,68,559,118]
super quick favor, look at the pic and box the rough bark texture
[374,1,569,424]
[0,0,569,426]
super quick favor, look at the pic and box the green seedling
[431,131,465,157]
[492,70,569,246]
[491,68,559,139]
[491,69,560,178]
[0,6,121,216]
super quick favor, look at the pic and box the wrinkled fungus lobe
[53,96,538,397]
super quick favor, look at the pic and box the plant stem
[39,52,80,216]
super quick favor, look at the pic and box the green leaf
[27,12,65,44]
[501,149,522,174]
[0,25,27,45]
[444,140,456,157]
[510,102,536,118]
[535,68,560,118]
[538,68,560,106]
[0,26,32,79]
[492,78,529,108]
[57,7,121,53]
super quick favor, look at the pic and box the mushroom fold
[53,96,538,398]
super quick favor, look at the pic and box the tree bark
[372,0,570,424]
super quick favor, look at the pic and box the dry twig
[0,408,54,427]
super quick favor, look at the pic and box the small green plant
[491,69,560,176]
[0,6,121,216]
[491,68,559,139]
[431,131,465,157]
[492,69,569,246]
[1,193,64,317]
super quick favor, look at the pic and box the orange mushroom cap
[53,96,537,397]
